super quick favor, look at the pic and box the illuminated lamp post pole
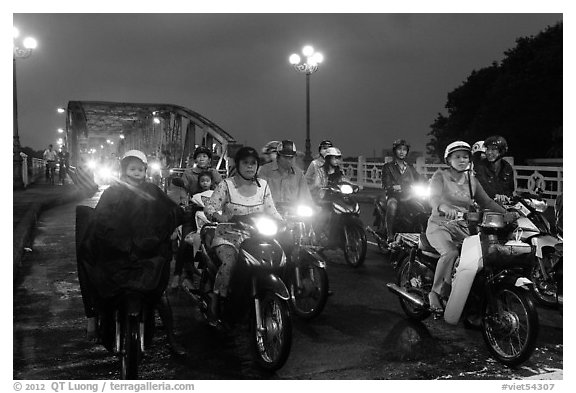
[13,27,37,189]
[289,45,324,169]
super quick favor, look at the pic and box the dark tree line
[427,22,562,163]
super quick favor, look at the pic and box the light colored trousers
[425,218,470,294]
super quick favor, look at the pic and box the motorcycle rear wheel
[289,262,329,320]
[397,256,431,321]
[120,315,141,379]
[482,286,539,367]
[343,218,367,268]
[251,292,292,371]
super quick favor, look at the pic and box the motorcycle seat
[418,232,441,259]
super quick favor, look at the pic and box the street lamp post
[13,27,37,189]
[289,45,324,168]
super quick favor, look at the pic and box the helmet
[318,140,333,153]
[262,141,281,155]
[235,146,260,168]
[392,139,410,153]
[122,150,148,165]
[484,135,508,155]
[276,140,297,157]
[324,147,342,158]
[193,146,212,160]
[444,141,471,163]
[471,141,486,154]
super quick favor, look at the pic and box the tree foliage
[427,22,562,163]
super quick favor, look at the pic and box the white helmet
[471,141,486,154]
[122,150,148,165]
[324,147,342,157]
[444,141,471,163]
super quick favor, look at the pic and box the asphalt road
[13,191,563,380]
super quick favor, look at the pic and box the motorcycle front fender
[531,235,560,258]
[297,247,327,269]
[256,273,290,300]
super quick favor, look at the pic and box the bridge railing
[20,154,46,187]
[341,157,563,206]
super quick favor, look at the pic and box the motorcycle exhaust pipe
[386,283,426,308]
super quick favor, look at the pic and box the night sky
[12,13,562,157]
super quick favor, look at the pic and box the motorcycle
[367,182,431,256]
[75,206,159,380]
[504,193,563,307]
[181,213,293,371]
[276,202,329,320]
[315,181,367,268]
[387,210,539,367]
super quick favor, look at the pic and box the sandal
[428,291,445,314]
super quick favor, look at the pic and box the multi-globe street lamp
[13,26,37,189]
[289,45,324,168]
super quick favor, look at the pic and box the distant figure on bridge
[77,150,186,356]
[43,144,58,182]
[473,135,515,204]
[304,140,333,188]
[57,147,70,185]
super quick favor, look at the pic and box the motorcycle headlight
[255,217,278,237]
[528,198,547,213]
[150,162,161,172]
[340,184,353,194]
[87,160,97,170]
[296,205,314,217]
[411,184,430,198]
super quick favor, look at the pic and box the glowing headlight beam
[340,184,353,194]
[296,205,314,217]
[255,217,278,237]
[411,184,430,198]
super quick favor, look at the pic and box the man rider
[380,139,425,245]
[304,140,333,188]
[259,140,313,206]
[473,135,515,204]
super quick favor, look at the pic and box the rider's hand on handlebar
[438,204,459,220]
[392,185,402,192]
[495,194,510,205]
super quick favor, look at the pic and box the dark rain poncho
[78,181,181,311]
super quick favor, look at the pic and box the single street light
[289,44,324,168]
[58,128,64,133]
[13,26,38,189]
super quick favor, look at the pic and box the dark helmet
[484,135,508,156]
[392,139,410,153]
[318,139,333,152]
[234,146,260,168]
[193,146,213,160]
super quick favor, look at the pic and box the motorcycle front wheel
[120,314,141,380]
[251,292,292,371]
[342,217,367,268]
[482,286,539,367]
[289,261,329,320]
[397,256,431,321]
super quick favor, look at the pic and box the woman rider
[204,146,283,322]
[426,141,505,312]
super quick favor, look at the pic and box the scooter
[276,202,329,320]
[387,210,539,367]
[76,206,160,380]
[182,213,293,371]
[315,181,367,268]
[367,182,431,256]
[504,193,562,307]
